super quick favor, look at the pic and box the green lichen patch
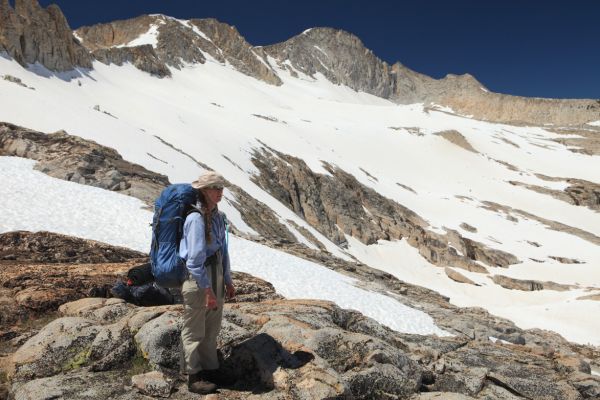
[126,349,152,378]
[62,348,92,371]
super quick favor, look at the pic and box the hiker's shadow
[217,333,315,393]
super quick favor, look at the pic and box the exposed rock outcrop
[4,0,598,127]
[436,87,600,126]
[0,122,170,206]
[263,28,600,126]
[75,15,282,85]
[74,15,158,50]
[445,267,478,286]
[426,342,588,399]
[188,18,281,85]
[0,232,278,343]
[2,74,34,89]
[7,295,600,399]
[510,178,600,212]
[0,0,92,71]
[251,146,519,272]
[435,130,478,153]
[91,44,171,77]
[0,121,307,247]
[2,231,599,399]
[492,274,574,292]
[549,126,600,156]
[481,200,600,246]
[226,185,298,244]
[0,230,145,264]
[264,27,397,97]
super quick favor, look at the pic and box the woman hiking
[179,171,235,394]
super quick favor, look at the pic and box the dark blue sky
[36,0,599,99]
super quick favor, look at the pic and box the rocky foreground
[1,231,599,400]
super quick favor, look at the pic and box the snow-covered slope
[1,50,599,344]
[0,156,448,337]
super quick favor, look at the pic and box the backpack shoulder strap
[185,204,201,217]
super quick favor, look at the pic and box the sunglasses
[206,185,224,190]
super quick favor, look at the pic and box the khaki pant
[180,258,224,374]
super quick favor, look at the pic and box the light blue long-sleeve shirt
[179,208,232,289]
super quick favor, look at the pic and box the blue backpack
[150,184,197,288]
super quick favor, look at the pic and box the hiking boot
[202,369,236,387]
[188,372,217,394]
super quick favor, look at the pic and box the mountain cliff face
[75,17,600,125]
[2,0,598,126]
[0,0,92,71]
[263,28,600,125]
[75,15,282,84]
[251,146,519,272]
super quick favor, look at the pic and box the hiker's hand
[205,288,218,310]
[226,283,236,300]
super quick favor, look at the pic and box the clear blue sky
[35,0,599,99]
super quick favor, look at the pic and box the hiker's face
[203,187,223,207]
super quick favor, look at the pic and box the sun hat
[191,171,226,190]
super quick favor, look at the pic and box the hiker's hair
[196,189,213,244]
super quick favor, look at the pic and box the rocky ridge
[0,121,310,247]
[91,44,171,78]
[263,28,600,126]
[0,122,170,205]
[509,175,600,212]
[0,0,92,71]
[78,19,600,126]
[0,230,145,264]
[75,15,281,84]
[3,0,599,126]
[250,145,519,273]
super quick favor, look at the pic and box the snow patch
[0,156,151,252]
[344,236,600,346]
[488,336,512,345]
[119,24,162,48]
[0,156,448,337]
[313,46,328,58]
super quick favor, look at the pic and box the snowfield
[0,156,448,337]
[0,49,599,345]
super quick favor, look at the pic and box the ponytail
[196,190,213,244]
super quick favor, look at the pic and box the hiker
[179,171,235,394]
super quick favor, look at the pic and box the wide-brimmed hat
[191,171,226,190]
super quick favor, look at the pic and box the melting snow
[0,156,449,337]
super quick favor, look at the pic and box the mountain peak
[0,0,92,71]
[75,15,282,84]
[264,26,397,98]
[3,0,599,125]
